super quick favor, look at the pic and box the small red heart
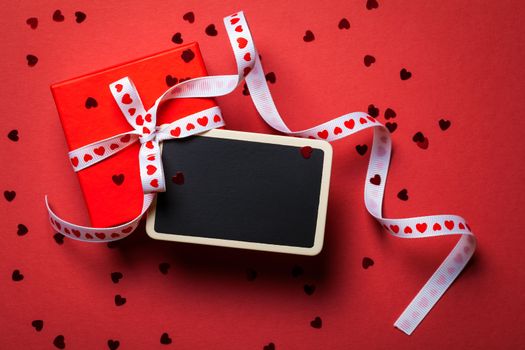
[369,174,381,185]
[145,141,154,149]
[172,172,185,185]
[367,116,376,123]
[404,226,413,234]
[444,220,454,230]
[95,232,105,239]
[359,117,367,124]
[433,223,442,231]
[145,114,152,122]
[147,155,155,161]
[85,233,94,239]
[362,257,374,269]
[317,130,328,139]
[416,223,427,233]
[300,146,312,159]
[112,174,124,185]
[458,222,465,230]
[83,154,93,162]
[303,30,315,42]
[110,143,119,150]
[333,127,342,135]
[122,227,133,234]
[390,225,400,233]
[128,108,136,116]
[147,165,157,175]
[115,84,123,92]
[344,119,355,129]
[94,147,105,156]
[121,93,132,104]
[72,229,81,237]
[26,17,38,29]
[71,157,79,167]
[64,227,70,234]
[237,37,248,49]
[135,115,144,125]
[186,123,195,131]
[213,115,222,123]
[150,179,159,188]
[197,116,208,126]
[142,127,150,134]
[235,25,243,32]
[244,53,251,61]
[55,221,61,230]
[120,135,131,143]
[111,233,120,238]
[170,127,181,137]
[231,18,240,25]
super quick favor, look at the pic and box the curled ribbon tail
[45,194,154,242]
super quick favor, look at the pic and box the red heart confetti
[171,32,183,45]
[172,172,185,185]
[26,17,38,29]
[300,146,313,159]
[303,30,315,42]
[52,10,64,22]
[205,24,218,36]
[338,18,350,30]
[369,174,381,185]
[364,55,376,67]
[182,11,194,23]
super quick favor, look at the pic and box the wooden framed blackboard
[146,129,332,255]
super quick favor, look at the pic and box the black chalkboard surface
[146,129,332,255]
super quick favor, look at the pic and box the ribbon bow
[67,77,224,194]
[46,11,476,335]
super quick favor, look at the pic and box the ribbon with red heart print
[46,11,476,335]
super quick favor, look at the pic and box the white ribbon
[46,11,476,335]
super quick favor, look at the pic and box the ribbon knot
[110,77,166,193]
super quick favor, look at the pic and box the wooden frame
[146,129,332,256]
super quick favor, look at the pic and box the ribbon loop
[109,78,148,131]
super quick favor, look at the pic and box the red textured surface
[1,1,524,349]
[51,43,216,227]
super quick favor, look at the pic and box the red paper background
[1,1,524,349]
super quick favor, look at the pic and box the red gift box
[51,43,217,227]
